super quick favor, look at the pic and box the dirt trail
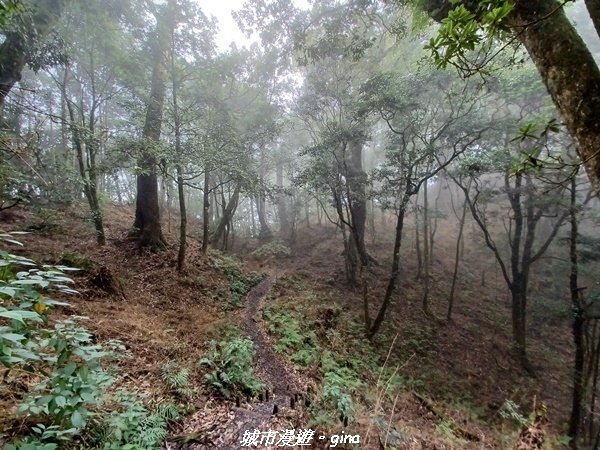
[169,275,304,450]
[242,275,299,398]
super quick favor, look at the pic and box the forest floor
[0,202,576,449]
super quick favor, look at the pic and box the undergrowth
[0,232,187,449]
[262,277,382,429]
[211,252,262,308]
[199,328,264,398]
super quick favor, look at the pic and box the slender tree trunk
[250,197,257,237]
[368,187,411,339]
[276,158,290,237]
[510,280,532,374]
[447,184,469,321]
[176,166,186,271]
[257,195,272,241]
[414,193,423,280]
[568,173,585,448]
[346,137,369,264]
[369,197,376,244]
[422,181,430,313]
[211,183,241,247]
[62,74,105,246]
[305,200,310,228]
[430,182,442,261]
[333,187,355,284]
[202,171,210,255]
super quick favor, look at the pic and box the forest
[1,0,600,449]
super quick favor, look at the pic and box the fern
[162,362,193,398]
[97,391,173,450]
[199,335,264,398]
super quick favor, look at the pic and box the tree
[51,1,132,245]
[421,0,600,197]
[0,0,66,106]
[449,123,573,373]
[364,70,488,337]
[132,1,171,249]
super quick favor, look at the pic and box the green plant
[17,319,118,439]
[90,390,177,450]
[402,325,438,357]
[250,240,291,258]
[263,308,318,366]
[309,352,364,426]
[199,335,264,398]
[3,440,58,450]
[0,233,124,446]
[498,400,528,427]
[162,362,193,398]
[211,252,262,307]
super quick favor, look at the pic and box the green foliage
[308,351,364,427]
[401,324,438,357]
[0,235,162,448]
[17,319,117,439]
[498,399,528,427]
[250,240,291,259]
[4,440,58,450]
[211,253,262,308]
[577,234,600,262]
[424,0,515,75]
[58,250,95,270]
[262,292,367,427]
[263,308,317,366]
[0,162,32,211]
[162,362,193,398]
[199,333,264,398]
[90,391,176,450]
[25,208,64,233]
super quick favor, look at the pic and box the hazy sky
[200,1,600,58]
[200,0,251,51]
[199,0,310,51]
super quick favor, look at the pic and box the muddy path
[242,275,300,398]
[167,275,306,450]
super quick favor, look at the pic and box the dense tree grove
[2,0,600,448]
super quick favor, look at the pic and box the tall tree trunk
[62,72,105,246]
[346,137,369,264]
[414,193,423,280]
[132,12,168,250]
[169,11,185,269]
[316,198,323,226]
[510,281,532,373]
[430,182,442,261]
[422,181,430,313]
[333,186,355,284]
[568,173,585,448]
[368,188,411,339]
[250,197,257,237]
[257,195,272,241]
[202,170,210,255]
[447,181,469,321]
[176,166,186,271]
[276,158,290,237]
